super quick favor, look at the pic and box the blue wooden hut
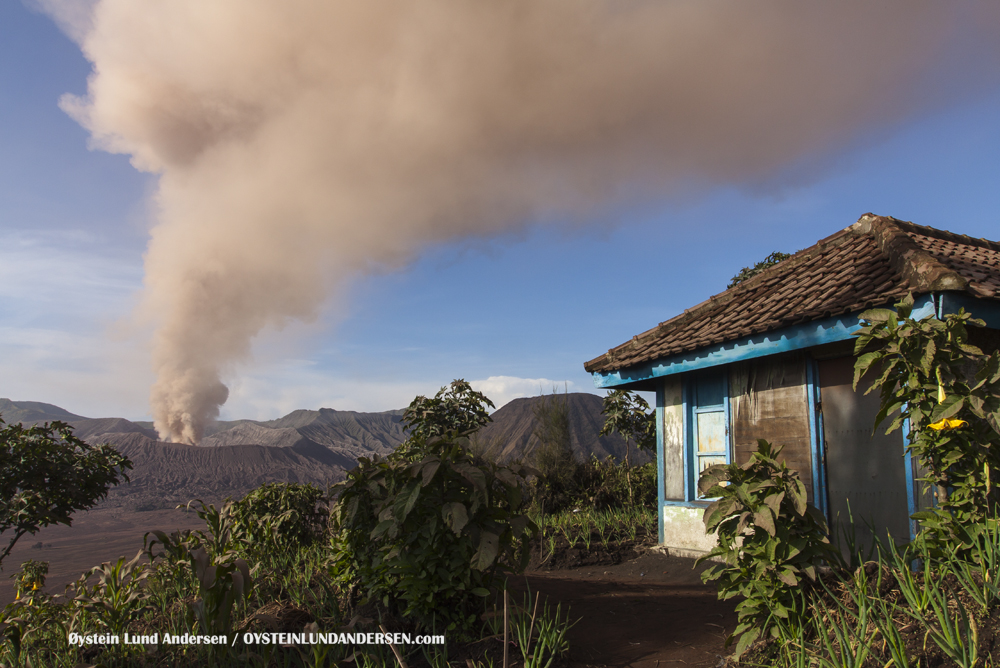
[584,214,1000,556]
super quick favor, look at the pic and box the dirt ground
[512,549,738,668]
[1,512,737,667]
[0,506,206,606]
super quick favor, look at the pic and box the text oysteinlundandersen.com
[67,631,446,647]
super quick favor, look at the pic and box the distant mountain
[473,393,653,465]
[1,393,650,510]
[0,398,85,425]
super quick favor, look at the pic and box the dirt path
[511,550,738,667]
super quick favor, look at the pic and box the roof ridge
[888,217,1000,253]
[855,214,967,292]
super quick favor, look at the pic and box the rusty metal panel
[730,354,814,501]
[661,376,685,501]
[819,356,909,550]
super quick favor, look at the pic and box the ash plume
[50,0,1000,443]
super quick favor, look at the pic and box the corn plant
[187,545,254,637]
[181,499,248,561]
[73,549,150,637]
[331,428,537,635]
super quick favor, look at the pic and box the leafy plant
[0,418,131,567]
[696,439,840,657]
[396,379,494,459]
[187,545,254,637]
[599,390,655,505]
[231,482,327,555]
[11,559,47,601]
[331,432,537,635]
[854,295,1000,553]
[145,527,253,637]
[180,499,248,561]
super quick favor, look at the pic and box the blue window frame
[685,370,731,500]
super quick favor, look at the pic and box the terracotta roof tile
[584,215,1000,374]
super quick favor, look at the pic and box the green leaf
[753,506,776,537]
[442,502,469,535]
[420,459,441,486]
[853,352,882,389]
[763,491,784,519]
[733,627,761,658]
[792,478,807,516]
[471,531,499,571]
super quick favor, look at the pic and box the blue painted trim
[592,296,937,389]
[939,292,1000,328]
[655,384,665,545]
[806,359,827,518]
[682,379,692,502]
[902,416,917,542]
[723,375,732,468]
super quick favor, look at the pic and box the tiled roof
[584,215,1000,375]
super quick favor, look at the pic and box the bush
[697,439,840,658]
[575,457,656,510]
[331,433,536,635]
[330,380,537,635]
[231,482,327,554]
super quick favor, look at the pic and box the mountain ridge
[0,393,646,510]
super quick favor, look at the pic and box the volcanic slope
[472,392,652,465]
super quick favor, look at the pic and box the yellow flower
[928,418,967,430]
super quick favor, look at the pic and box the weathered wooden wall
[661,376,685,501]
[729,353,814,502]
[819,355,909,548]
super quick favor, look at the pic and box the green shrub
[231,482,327,554]
[575,457,655,510]
[697,439,839,658]
[330,433,536,635]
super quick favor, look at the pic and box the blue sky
[2,1,1000,423]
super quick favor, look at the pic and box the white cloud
[470,376,594,409]
[0,230,150,419]
[221,363,430,420]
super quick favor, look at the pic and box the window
[687,370,730,500]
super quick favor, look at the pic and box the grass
[533,506,656,561]
[742,522,1000,668]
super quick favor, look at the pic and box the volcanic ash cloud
[53,0,1000,443]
